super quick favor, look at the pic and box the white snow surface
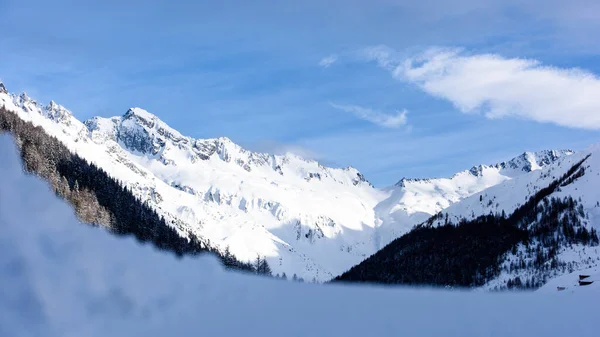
[1,134,598,337]
[538,266,600,293]
[0,87,574,281]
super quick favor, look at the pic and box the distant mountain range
[2,80,596,287]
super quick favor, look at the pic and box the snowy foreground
[0,134,598,337]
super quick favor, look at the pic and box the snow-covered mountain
[373,150,574,248]
[425,145,600,289]
[0,81,575,281]
[336,146,600,288]
[430,150,593,226]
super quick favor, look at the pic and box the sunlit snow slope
[0,134,598,337]
[372,150,573,251]
[0,83,572,281]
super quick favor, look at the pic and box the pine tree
[255,254,262,274]
[258,258,272,276]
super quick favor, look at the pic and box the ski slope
[1,134,598,337]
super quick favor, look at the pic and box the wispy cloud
[329,102,408,128]
[318,55,338,68]
[359,45,398,70]
[360,46,600,130]
[246,139,324,161]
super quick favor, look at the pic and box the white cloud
[364,46,600,130]
[246,140,323,160]
[270,144,322,160]
[359,45,398,70]
[318,55,338,68]
[329,102,408,128]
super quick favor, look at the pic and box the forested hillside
[0,106,262,273]
[334,155,600,289]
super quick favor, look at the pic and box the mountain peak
[20,92,31,102]
[0,81,7,94]
[43,100,74,124]
[122,107,183,137]
[394,177,432,187]
[46,100,59,109]
[393,149,574,189]
[45,100,63,113]
[394,177,407,187]
[501,149,574,173]
[122,107,160,129]
[124,107,158,121]
[216,136,233,143]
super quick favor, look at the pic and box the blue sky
[2,0,600,186]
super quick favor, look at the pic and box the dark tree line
[334,155,598,289]
[334,214,528,287]
[0,105,268,274]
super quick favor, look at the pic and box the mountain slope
[0,81,575,281]
[335,147,600,289]
[1,135,598,337]
[0,105,256,272]
[1,88,384,281]
[373,150,574,245]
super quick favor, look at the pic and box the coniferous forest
[0,106,267,274]
[334,156,599,289]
